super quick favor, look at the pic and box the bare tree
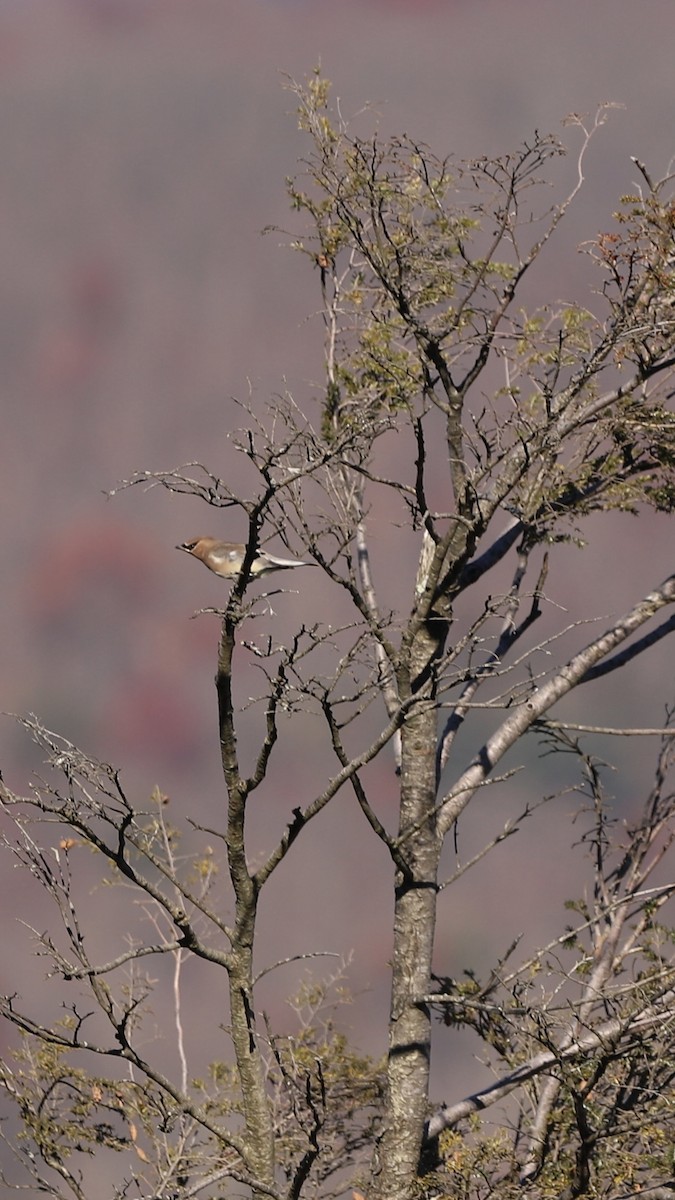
[2,75,675,1200]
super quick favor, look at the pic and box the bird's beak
[176,543,191,553]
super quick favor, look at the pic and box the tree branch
[436,574,675,837]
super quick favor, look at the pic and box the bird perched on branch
[176,537,311,579]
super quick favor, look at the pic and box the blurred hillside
[1,3,674,1185]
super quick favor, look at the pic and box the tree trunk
[372,622,443,1200]
[228,938,276,1194]
[217,618,276,1197]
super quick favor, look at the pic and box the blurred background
[1,0,674,1189]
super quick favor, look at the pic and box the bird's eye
[183,541,198,551]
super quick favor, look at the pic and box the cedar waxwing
[176,537,311,578]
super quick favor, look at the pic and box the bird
[176,537,311,579]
